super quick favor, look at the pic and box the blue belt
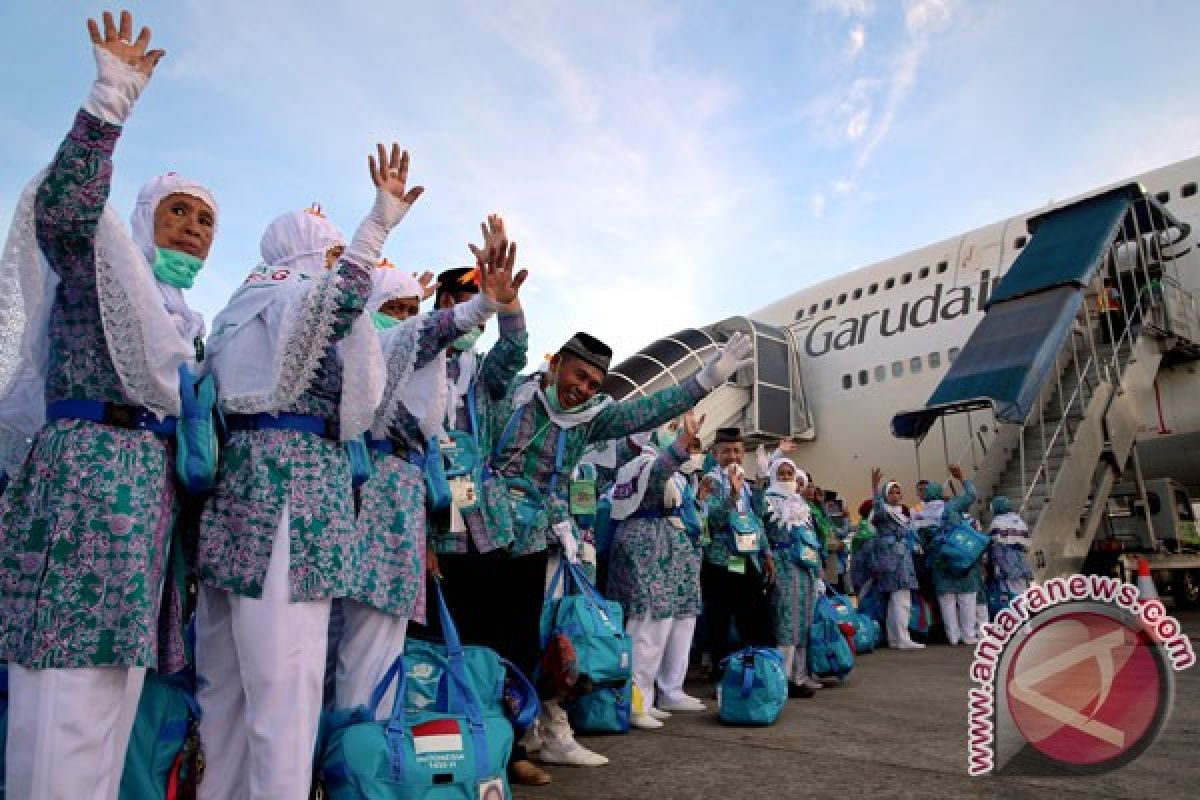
[225,413,334,440]
[627,508,682,521]
[364,434,426,467]
[46,399,176,437]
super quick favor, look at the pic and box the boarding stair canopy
[892,184,1182,441]
[602,316,813,442]
[888,180,1200,580]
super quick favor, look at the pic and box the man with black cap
[701,427,777,677]
[482,329,752,770]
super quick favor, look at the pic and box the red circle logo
[1005,611,1162,766]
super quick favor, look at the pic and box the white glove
[83,46,149,126]
[452,292,501,332]
[755,444,770,477]
[697,331,754,390]
[347,190,416,266]
[552,520,580,563]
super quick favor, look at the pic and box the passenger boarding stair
[892,184,1200,580]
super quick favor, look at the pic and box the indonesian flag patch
[412,719,464,758]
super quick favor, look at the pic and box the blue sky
[4,0,1200,362]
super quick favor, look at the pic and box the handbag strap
[491,399,569,496]
[739,651,756,699]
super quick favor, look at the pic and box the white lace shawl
[206,263,385,441]
[371,314,446,440]
[0,169,197,470]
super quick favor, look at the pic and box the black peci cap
[559,332,613,373]
[435,266,479,302]
[714,427,743,444]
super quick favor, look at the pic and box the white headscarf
[0,169,216,471]
[130,172,218,346]
[206,209,385,441]
[766,457,812,528]
[367,264,424,313]
[882,480,910,527]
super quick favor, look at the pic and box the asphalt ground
[515,609,1200,800]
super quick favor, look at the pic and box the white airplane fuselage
[750,157,1200,509]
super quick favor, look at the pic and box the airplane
[601,155,1200,594]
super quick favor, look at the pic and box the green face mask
[372,311,400,330]
[546,385,565,412]
[153,247,205,289]
[452,327,483,352]
[653,427,679,451]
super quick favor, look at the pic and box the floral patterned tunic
[427,312,528,556]
[867,495,920,594]
[764,499,822,647]
[492,376,707,557]
[197,256,371,600]
[605,439,702,620]
[0,111,183,670]
[930,481,985,595]
[352,308,470,622]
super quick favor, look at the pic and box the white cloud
[849,24,866,57]
[832,179,855,194]
[905,0,954,34]
[815,0,875,18]
[810,193,827,218]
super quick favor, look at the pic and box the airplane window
[937,261,949,273]
[858,370,869,386]
[853,288,863,300]
[1014,235,1028,249]
[919,266,930,280]
[1156,190,1170,204]
[901,272,912,285]
[794,309,804,320]
[1183,182,1197,198]
[885,278,895,290]
[868,283,879,295]
[892,361,903,377]
[874,365,886,382]
[910,356,923,373]
[928,351,942,368]
[842,374,853,390]
[823,298,832,310]
[837,293,848,305]
[809,303,818,315]
[948,347,960,362]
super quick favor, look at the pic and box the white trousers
[196,504,332,800]
[6,664,146,800]
[938,592,978,644]
[886,589,917,647]
[778,644,810,684]
[335,600,408,717]
[626,614,697,710]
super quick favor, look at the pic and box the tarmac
[515,609,1200,800]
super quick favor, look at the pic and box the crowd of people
[0,11,1034,799]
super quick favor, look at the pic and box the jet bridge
[601,316,813,444]
[891,183,1200,580]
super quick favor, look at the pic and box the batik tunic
[606,439,703,620]
[0,111,183,670]
[197,258,371,601]
[492,376,707,557]
[868,495,920,593]
[765,503,822,647]
[988,512,1033,590]
[930,481,984,595]
[427,311,528,556]
[352,309,470,622]
[702,478,770,571]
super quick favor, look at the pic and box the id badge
[727,555,747,574]
[734,532,759,553]
[569,479,597,516]
[450,476,477,509]
[800,545,819,565]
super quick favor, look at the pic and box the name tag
[569,479,597,516]
[727,556,747,574]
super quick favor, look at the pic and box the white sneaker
[656,695,707,712]
[538,742,610,766]
[631,713,664,730]
[647,706,672,720]
[896,641,926,650]
[520,720,543,753]
[801,678,824,691]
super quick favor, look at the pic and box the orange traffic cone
[1136,558,1158,600]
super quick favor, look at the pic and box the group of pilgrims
[0,11,1036,800]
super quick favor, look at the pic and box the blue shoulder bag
[937,520,989,574]
[427,382,484,512]
[540,559,632,688]
[175,363,220,494]
[808,595,855,680]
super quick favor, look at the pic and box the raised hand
[88,10,165,77]
[677,411,705,452]
[469,214,528,306]
[698,331,754,390]
[368,144,424,208]
[417,271,438,300]
[871,467,883,490]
